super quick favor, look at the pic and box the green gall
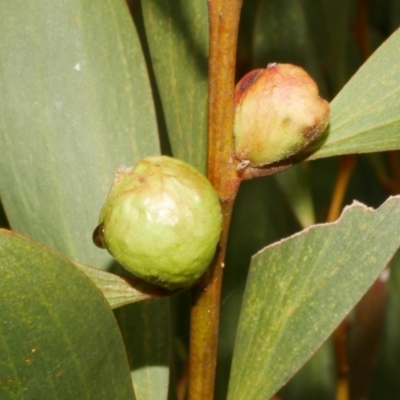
[234,63,330,167]
[94,156,222,291]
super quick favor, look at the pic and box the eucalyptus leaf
[0,229,135,400]
[228,195,400,400]
[306,29,400,162]
[115,299,171,400]
[141,0,209,172]
[274,163,316,229]
[253,0,310,67]
[300,0,354,96]
[76,263,170,309]
[252,0,327,97]
[0,0,159,269]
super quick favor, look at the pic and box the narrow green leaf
[228,195,400,400]
[300,0,354,96]
[253,0,310,66]
[306,29,400,161]
[274,163,316,229]
[0,229,135,400]
[252,0,328,96]
[115,300,171,400]
[0,0,159,269]
[141,0,209,172]
[76,263,171,309]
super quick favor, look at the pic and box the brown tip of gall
[301,100,330,141]
[93,223,107,248]
[234,69,263,106]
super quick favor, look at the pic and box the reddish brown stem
[188,1,243,399]
[352,0,371,61]
[327,155,356,224]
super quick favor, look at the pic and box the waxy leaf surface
[307,29,400,161]
[228,196,400,400]
[0,229,135,400]
[0,0,159,269]
[76,263,170,309]
[141,0,209,172]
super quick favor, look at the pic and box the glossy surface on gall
[96,156,222,290]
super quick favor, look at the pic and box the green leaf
[76,263,170,310]
[274,163,316,229]
[252,0,328,97]
[0,0,159,269]
[306,29,400,162]
[253,0,310,67]
[141,0,209,172]
[216,177,299,400]
[300,0,354,96]
[115,300,171,400]
[228,195,400,400]
[0,229,135,400]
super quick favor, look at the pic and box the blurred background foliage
[1,0,400,399]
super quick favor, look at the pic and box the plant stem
[188,1,243,399]
[352,0,371,61]
[327,155,356,223]
[188,204,235,400]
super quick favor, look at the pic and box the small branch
[327,155,356,223]
[351,0,371,61]
[188,0,243,399]
[189,202,236,400]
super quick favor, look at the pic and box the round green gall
[94,156,222,291]
[234,63,330,167]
